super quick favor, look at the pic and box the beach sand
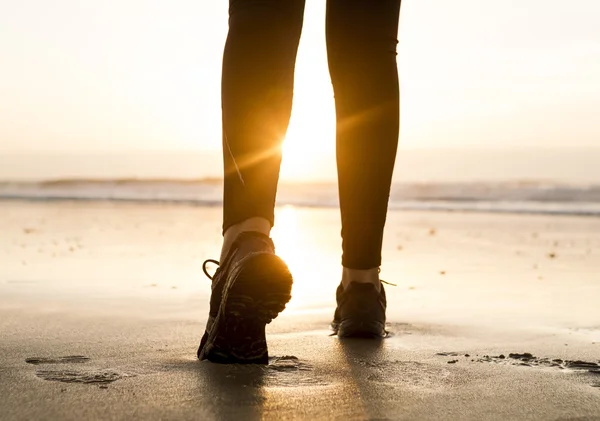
[1,201,599,420]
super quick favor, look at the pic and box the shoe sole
[336,320,386,338]
[199,253,293,364]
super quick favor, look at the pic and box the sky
[1,0,599,180]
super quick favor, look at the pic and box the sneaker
[331,282,387,338]
[197,231,293,364]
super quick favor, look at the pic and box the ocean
[1,148,599,216]
[1,179,599,217]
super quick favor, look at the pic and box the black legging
[221,0,401,270]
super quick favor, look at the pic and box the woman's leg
[198,1,306,363]
[326,0,401,279]
[221,0,306,259]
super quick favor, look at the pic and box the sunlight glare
[279,78,336,181]
[279,9,337,182]
[270,206,336,311]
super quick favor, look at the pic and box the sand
[0,201,599,421]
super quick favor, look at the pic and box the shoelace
[378,268,397,286]
[202,259,220,281]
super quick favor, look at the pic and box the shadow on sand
[161,357,267,421]
[163,337,390,419]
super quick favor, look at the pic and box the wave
[1,179,600,216]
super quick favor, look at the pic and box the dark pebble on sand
[509,353,534,360]
[448,360,458,364]
[498,354,506,359]
[464,354,470,357]
[564,360,600,369]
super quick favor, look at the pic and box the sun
[275,2,338,182]
[280,132,328,182]
[279,87,337,182]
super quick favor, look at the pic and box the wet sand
[1,201,599,420]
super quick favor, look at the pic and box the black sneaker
[197,231,293,364]
[331,282,387,338]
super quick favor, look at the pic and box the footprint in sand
[36,369,125,384]
[25,355,90,365]
[437,352,600,388]
[201,356,324,388]
[25,355,129,385]
[265,356,325,387]
[267,355,311,372]
[475,352,600,374]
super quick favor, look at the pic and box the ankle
[220,217,271,262]
[341,267,380,292]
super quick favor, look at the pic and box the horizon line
[3,146,600,155]
[0,177,595,187]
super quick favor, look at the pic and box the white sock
[341,267,380,292]
[219,217,271,262]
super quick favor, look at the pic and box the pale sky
[1,0,599,160]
